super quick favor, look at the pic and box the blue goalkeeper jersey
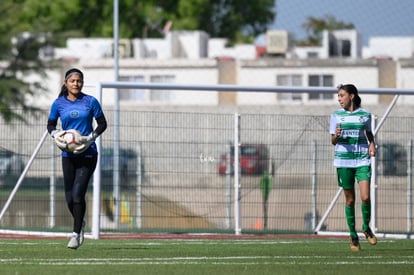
[48,93,104,157]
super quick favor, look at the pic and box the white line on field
[2,255,414,266]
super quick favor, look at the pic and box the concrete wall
[29,56,414,108]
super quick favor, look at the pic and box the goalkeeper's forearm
[93,115,107,138]
[47,119,59,137]
[47,119,58,135]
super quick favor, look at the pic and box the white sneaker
[67,233,80,249]
[79,220,86,245]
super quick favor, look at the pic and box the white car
[0,148,25,176]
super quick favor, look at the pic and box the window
[307,52,319,58]
[119,76,145,101]
[276,74,303,101]
[150,75,175,102]
[308,75,334,100]
[329,39,351,57]
[340,40,351,57]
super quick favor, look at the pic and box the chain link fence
[0,107,413,236]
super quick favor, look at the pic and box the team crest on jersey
[70,110,79,118]
[359,116,365,122]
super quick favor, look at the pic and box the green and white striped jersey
[329,107,372,168]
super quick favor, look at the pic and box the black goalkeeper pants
[62,155,97,234]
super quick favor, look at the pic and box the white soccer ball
[62,129,82,152]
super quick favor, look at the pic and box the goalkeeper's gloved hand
[77,132,96,144]
[72,141,92,154]
[50,129,65,139]
[51,130,67,150]
[73,132,97,154]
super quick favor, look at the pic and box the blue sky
[271,0,414,45]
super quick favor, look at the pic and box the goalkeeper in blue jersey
[47,68,107,249]
[329,84,377,252]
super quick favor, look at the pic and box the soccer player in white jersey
[329,84,377,251]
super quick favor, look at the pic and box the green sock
[361,202,371,231]
[345,205,357,238]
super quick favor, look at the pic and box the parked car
[100,147,141,178]
[0,148,25,176]
[218,144,269,175]
[377,143,407,176]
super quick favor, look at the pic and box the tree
[0,1,54,123]
[19,0,276,43]
[172,0,275,43]
[297,14,355,46]
[0,0,276,122]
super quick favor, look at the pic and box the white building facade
[33,29,414,107]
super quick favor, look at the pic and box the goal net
[1,83,413,240]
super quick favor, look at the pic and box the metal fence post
[234,113,241,235]
[225,142,232,229]
[136,142,142,229]
[49,139,56,228]
[371,114,378,232]
[407,140,412,233]
[311,140,317,230]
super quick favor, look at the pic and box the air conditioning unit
[266,30,292,55]
[112,39,132,58]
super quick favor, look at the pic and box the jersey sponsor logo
[70,110,80,118]
[342,129,360,137]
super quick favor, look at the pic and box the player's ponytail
[354,93,361,108]
[58,84,68,98]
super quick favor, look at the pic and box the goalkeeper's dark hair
[58,68,84,97]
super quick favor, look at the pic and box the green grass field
[0,236,413,274]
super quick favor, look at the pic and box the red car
[218,144,269,175]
